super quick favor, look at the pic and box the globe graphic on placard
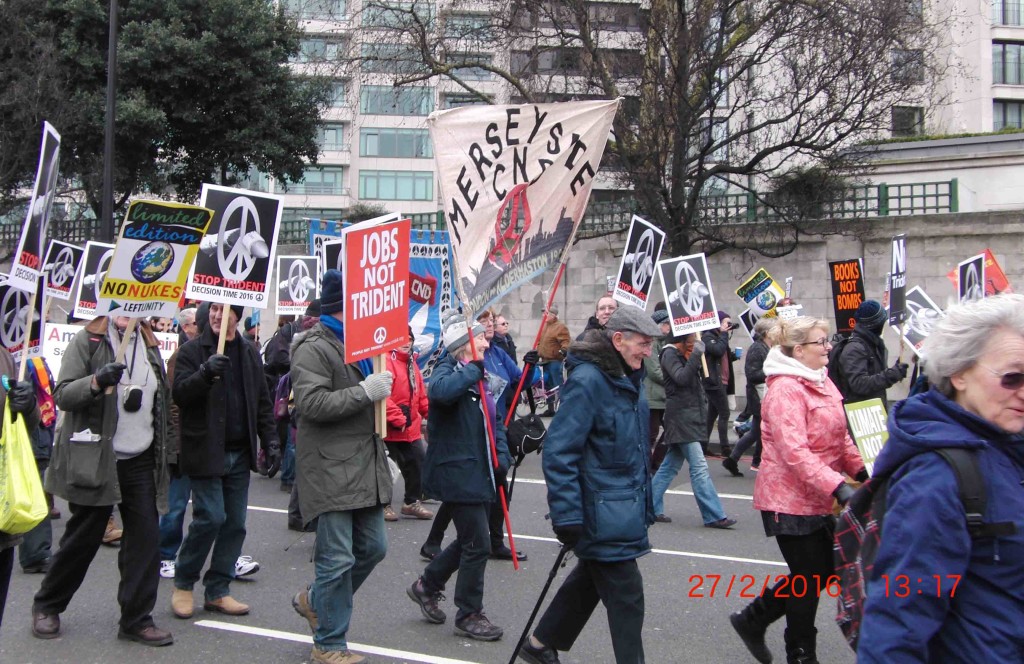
[755,290,777,311]
[130,241,174,284]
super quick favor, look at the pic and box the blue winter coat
[422,354,512,504]
[858,389,1024,663]
[482,345,537,422]
[543,331,655,562]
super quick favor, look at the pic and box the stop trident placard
[343,217,412,363]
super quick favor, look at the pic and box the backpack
[833,448,1016,651]
[827,334,852,398]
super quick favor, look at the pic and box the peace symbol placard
[657,253,720,336]
[276,256,320,315]
[612,215,665,309]
[42,240,85,301]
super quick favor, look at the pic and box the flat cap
[605,304,664,337]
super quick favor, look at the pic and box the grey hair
[753,317,779,340]
[922,294,1024,398]
[178,308,196,325]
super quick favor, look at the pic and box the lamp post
[100,0,118,242]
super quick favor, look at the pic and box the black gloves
[399,404,412,429]
[523,350,540,366]
[95,362,127,390]
[885,361,909,383]
[834,483,856,506]
[558,348,567,359]
[468,359,485,374]
[855,468,870,483]
[8,380,36,414]
[200,354,230,383]
[553,524,584,548]
[265,443,281,478]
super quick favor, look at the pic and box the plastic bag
[0,401,48,534]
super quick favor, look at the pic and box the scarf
[320,314,374,378]
[29,358,56,428]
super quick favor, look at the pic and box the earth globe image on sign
[755,289,777,311]
[131,241,175,284]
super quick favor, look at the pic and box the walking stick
[507,544,571,664]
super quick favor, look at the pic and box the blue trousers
[158,473,191,561]
[651,441,727,524]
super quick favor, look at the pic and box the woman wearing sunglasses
[730,316,866,664]
[858,294,1024,663]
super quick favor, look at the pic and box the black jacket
[492,333,517,364]
[660,345,709,444]
[173,326,278,477]
[701,329,728,390]
[837,323,898,406]
[575,316,603,341]
[744,338,770,413]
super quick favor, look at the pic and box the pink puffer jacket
[753,348,865,516]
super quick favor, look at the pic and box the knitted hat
[605,304,663,337]
[229,304,244,321]
[855,299,887,328]
[442,310,484,353]
[244,316,257,332]
[304,298,322,318]
[651,309,670,325]
[321,269,344,315]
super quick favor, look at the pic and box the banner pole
[896,320,907,363]
[217,306,230,354]
[103,317,138,395]
[17,290,39,382]
[373,354,386,434]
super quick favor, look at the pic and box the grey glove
[692,339,706,355]
[360,371,393,402]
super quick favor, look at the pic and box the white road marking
[512,476,754,501]
[196,620,483,664]
[509,534,787,567]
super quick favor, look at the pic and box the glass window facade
[994,100,1024,130]
[291,166,346,195]
[359,170,434,200]
[359,128,433,158]
[993,41,1024,84]
[360,85,434,115]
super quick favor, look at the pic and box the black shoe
[730,610,773,664]
[407,578,446,624]
[654,514,671,523]
[454,612,503,641]
[280,483,293,493]
[705,517,737,529]
[784,628,819,664]
[722,457,744,477]
[31,611,60,639]
[288,519,305,532]
[490,545,527,562]
[419,545,440,561]
[22,559,51,574]
[117,624,174,647]
[519,640,561,664]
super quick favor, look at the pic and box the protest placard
[277,256,319,315]
[42,323,178,379]
[889,234,907,325]
[0,276,45,363]
[612,215,665,309]
[42,241,84,301]
[736,268,784,316]
[343,217,412,363]
[186,184,283,308]
[897,286,944,358]
[739,308,760,341]
[844,398,889,476]
[947,249,1012,296]
[10,122,61,294]
[829,258,866,335]
[658,253,720,336]
[72,241,116,320]
[96,200,213,319]
[957,253,986,303]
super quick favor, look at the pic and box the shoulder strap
[935,448,1016,539]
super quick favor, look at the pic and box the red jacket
[385,349,429,443]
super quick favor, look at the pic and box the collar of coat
[85,316,160,348]
[568,329,641,386]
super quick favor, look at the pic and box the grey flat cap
[605,304,664,337]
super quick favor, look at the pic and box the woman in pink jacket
[729,317,866,664]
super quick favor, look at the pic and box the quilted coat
[384,348,428,443]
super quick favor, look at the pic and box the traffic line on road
[195,620,483,664]
[512,477,754,501]
[510,534,786,567]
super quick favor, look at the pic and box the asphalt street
[2,451,857,664]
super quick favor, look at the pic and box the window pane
[358,170,433,199]
[360,86,434,115]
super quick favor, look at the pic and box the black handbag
[507,387,546,456]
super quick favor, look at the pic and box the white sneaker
[160,560,175,579]
[235,555,260,577]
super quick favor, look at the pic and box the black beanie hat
[305,298,322,318]
[855,299,887,328]
[321,269,344,315]
[229,304,244,321]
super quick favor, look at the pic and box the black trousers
[705,388,731,454]
[33,448,160,631]
[426,468,511,551]
[762,526,835,640]
[385,439,425,506]
[534,558,645,664]
[421,502,490,621]
[0,545,13,629]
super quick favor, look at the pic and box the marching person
[832,299,908,406]
[536,304,570,417]
[575,294,618,341]
[383,326,432,522]
[170,303,280,620]
[644,308,670,470]
[492,313,518,364]
[289,269,393,664]
[520,305,660,664]
[723,318,777,476]
[408,312,510,642]
[19,357,57,574]
[32,316,172,646]
[702,312,738,457]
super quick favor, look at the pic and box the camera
[122,385,143,413]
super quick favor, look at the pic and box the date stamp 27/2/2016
[686,574,962,599]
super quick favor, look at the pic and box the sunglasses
[980,365,1024,390]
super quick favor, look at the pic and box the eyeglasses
[979,365,1024,390]
[499,322,509,326]
[798,338,832,349]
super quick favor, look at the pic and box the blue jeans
[159,473,192,561]
[174,449,250,601]
[652,442,726,524]
[280,426,296,486]
[309,507,388,651]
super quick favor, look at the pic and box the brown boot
[204,596,250,615]
[401,501,434,520]
[311,647,365,664]
[171,588,194,619]
[102,516,123,546]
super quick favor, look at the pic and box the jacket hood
[567,329,626,378]
[875,389,1024,476]
[763,346,828,386]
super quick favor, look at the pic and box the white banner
[43,323,178,379]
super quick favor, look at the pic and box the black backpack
[827,334,852,398]
[833,448,1016,650]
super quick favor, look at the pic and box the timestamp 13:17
[879,574,962,598]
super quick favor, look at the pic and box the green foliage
[345,203,392,223]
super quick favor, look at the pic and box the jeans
[421,502,490,620]
[651,442,726,524]
[158,472,192,561]
[309,507,388,651]
[543,360,564,411]
[280,424,296,486]
[730,411,762,464]
[19,458,52,569]
[175,448,250,601]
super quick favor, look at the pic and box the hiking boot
[705,517,737,529]
[292,586,318,632]
[402,501,434,520]
[383,506,399,522]
[519,640,561,663]
[171,588,194,619]
[454,612,503,641]
[730,610,773,663]
[117,623,174,647]
[311,646,365,664]
[102,516,123,546]
[722,457,744,477]
[407,577,446,624]
[203,596,250,615]
[234,556,260,577]
[654,514,671,523]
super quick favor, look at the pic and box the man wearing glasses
[832,299,908,407]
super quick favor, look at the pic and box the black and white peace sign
[0,288,30,348]
[671,260,709,317]
[629,229,656,292]
[94,249,115,301]
[905,300,940,339]
[50,246,77,287]
[217,197,261,281]
[287,260,312,302]
[962,264,983,302]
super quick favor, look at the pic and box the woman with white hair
[858,294,1024,663]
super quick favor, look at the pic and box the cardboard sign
[947,249,1012,296]
[186,184,283,308]
[957,253,986,303]
[784,276,793,298]
[658,253,720,336]
[277,256,320,315]
[776,305,802,320]
[829,259,866,335]
[736,268,784,316]
[888,234,907,325]
[739,308,760,341]
[612,215,665,309]
[97,200,213,318]
[10,122,61,293]
[343,217,412,363]
[844,398,889,476]
[42,241,85,301]
[43,323,178,380]
[72,241,116,320]
[895,286,944,358]
[0,275,45,363]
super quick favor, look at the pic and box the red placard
[344,218,412,363]
[946,248,1013,296]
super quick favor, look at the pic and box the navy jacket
[859,389,1024,663]
[543,331,655,562]
[422,355,511,503]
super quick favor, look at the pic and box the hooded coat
[837,323,899,406]
[660,343,707,444]
[858,389,1024,663]
[384,347,428,443]
[543,330,655,562]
